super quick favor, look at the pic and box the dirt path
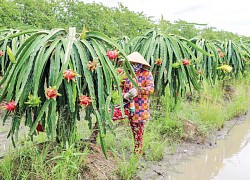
[0,118,28,158]
[138,112,249,179]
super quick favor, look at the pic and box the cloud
[82,0,250,36]
[174,4,205,15]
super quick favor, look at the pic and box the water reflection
[168,113,250,180]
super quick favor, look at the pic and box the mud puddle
[140,111,250,180]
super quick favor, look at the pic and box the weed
[115,149,141,180]
[0,141,89,179]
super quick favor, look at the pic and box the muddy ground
[138,111,249,180]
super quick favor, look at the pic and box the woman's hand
[124,88,138,100]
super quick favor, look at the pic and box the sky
[83,0,250,37]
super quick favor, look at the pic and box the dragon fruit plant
[0,28,135,156]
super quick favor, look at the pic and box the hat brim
[119,52,151,68]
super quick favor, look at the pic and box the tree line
[0,0,248,40]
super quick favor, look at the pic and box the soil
[82,143,120,180]
[138,111,249,180]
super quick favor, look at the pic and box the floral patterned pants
[112,107,146,155]
[129,120,145,155]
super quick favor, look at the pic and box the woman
[117,52,154,155]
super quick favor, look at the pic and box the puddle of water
[167,113,250,180]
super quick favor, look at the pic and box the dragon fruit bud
[155,58,162,65]
[88,61,98,71]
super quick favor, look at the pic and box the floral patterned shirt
[122,68,154,122]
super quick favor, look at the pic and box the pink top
[122,69,154,122]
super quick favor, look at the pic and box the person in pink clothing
[114,52,154,155]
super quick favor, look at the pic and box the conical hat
[124,52,151,68]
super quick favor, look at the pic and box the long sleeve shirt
[122,68,154,122]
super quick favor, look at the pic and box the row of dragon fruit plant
[0,28,249,155]
[117,29,250,97]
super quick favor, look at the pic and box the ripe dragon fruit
[45,86,61,99]
[63,69,80,82]
[117,67,124,74]
[36,122,44,132]
[219,53,225,58]
[182,59,190,66]
[79,95,92,107]
[106,50,119,60]
[4,100,16,112]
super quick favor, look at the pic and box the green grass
[114,150,141,180]
[0,140,89,179]
[103,120,133,154]
[175,74,250,133]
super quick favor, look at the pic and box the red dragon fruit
[45,86,61,100]
[106,50,119,60]
[219,53,224,58]
[4,100,16,112]
[79,95,92,107]
[117,67,124,74]
[36,122,44,132]
[182,59,190,66]
[63,69,80,82]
